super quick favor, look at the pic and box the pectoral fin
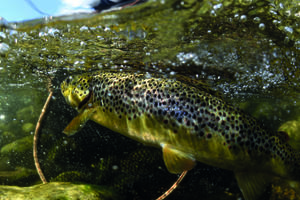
[235,172,271,200]
[162,144,196,174]
[63,108,96,136]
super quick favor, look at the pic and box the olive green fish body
[61,72,300,200]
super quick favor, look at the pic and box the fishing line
[24,0,50,16]
[156,170,188,200]
[33,91,52,184]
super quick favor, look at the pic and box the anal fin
[63,108,96,136]
[162,144,196,174]
[235,172,271,200]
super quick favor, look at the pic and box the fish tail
[235,137,300,200]
[234,172,272,200]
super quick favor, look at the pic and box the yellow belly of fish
[89,108,260,172]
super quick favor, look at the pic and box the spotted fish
[61,72,300,200]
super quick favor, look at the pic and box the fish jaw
[61,78,77,107]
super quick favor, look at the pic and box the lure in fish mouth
[61,71,300,200]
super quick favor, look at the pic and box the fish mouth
[66,95,82,109]
[61,80,76,106]
[77,89,92,110]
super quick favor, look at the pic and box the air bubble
[213,3,222,10]
[0,32,6,38]
[284,26,293,34]
[258,23,265,30]
[48,28,59,36]
[253,17,260,23]
[80,26,89,31]
[112,165,119,170]
[0,43,9,53]
[240,15,247,22]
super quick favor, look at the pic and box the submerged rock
[0,136,34,171]
[0,167,39,186]
[21,123,34,133]
[0,136,38,186]
[0,182,119,200]
[0,131,16,147]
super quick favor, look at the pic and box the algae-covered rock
[0,135,37,185]
[16,106,36,123]
[0,167,39,186]
[0,182,119,200]
[0,136,34,169]
[0,131,16,147]
[21,123,34,133]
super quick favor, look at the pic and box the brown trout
[61,72,300,200]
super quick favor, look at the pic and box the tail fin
[235,172,271,200]
[288,181,300,196]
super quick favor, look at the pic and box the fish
[61,71,300,200]
[92,0,147,12]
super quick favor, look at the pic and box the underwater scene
[0,0,299,199]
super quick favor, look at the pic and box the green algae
[0,182,119,200]
[0,167,39,186]
[1,136,34,169]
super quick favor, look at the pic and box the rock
[0,136,34,169]
[16,106,35,122]
[0,156,14,171]
[0,167,39,186]
[0,182,119,200]
[0,131,16,147]
[0,135,37,185]
[21,123,35,133]
[0,122,8,132]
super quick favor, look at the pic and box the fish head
[61,75,93,111]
